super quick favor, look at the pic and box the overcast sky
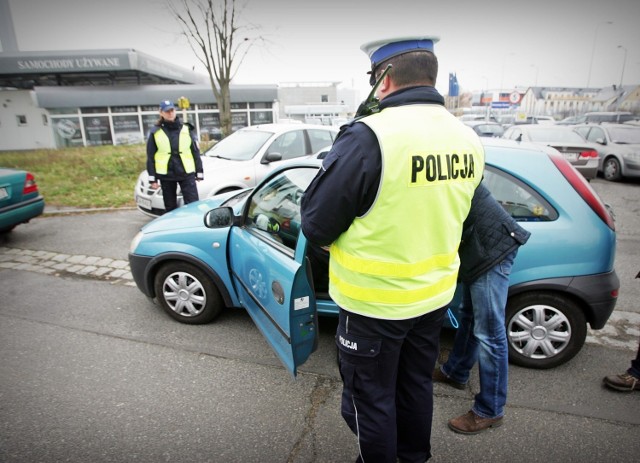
[7,0,640,99]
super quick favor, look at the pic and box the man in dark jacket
[434,183,531,434]
[146,99,203,212]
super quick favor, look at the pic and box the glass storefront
[52,117,84,148]
[48,102,275,149]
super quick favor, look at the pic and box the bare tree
[168,0,260,138]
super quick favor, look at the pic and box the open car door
[228,165,320,377]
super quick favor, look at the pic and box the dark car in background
[0,168,45,233]
[573,123,640,181]
[585,112,636,124]
[502,124,600,180]
[463,121,505,138]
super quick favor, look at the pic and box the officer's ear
[377,73,394,99]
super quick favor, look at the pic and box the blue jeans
[441,250,517,419]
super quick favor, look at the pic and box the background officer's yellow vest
[329,104,485,320]
[153,126,195,175]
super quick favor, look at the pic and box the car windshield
[527,128,585,143]
[204,130,273,161]
[608,127,640,144]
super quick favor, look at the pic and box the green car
[0,168,45,233]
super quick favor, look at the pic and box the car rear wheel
[603,157,622,182]
[506,292,586,369]
[154,262,223,324]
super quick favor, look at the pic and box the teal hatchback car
[0,168,45,233]
[129,139,619,374]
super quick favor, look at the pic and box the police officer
[146,99,203,213]
[301,36,485,462]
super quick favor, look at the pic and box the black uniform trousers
[336,306,446,463]
[160,174,199,212]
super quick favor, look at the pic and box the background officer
[146,99,203,213]
[301,36,485,462]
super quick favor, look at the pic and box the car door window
[574,127,590,139]
[245,167,318,251]
[307,129,336,153]
[483,166,557,221]
[268,130,307,161]
[585,127,605,143]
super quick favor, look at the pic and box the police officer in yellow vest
[146,99,203,213]
[301,37,485,462]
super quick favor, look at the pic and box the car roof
[238,123,339,134]
[464,121,501,126]
[506,124,571,131]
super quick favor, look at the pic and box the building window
[321,94,328,103]
[17,115,27,126]
[42,114,49,126]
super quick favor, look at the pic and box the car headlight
[129,231,144,254]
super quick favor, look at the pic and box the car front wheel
[506,292,587,369]
[154,262,223,324]
[602,156,622,182]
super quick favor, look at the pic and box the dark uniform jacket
[146,116,203,183]
[458,183,531,284]
[301,85,445,247]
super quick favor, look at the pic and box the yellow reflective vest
[329,104,485,319]
[153,126,196,175]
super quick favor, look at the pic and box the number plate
[0,187,8,200]
[135,196,152,210]
[562,152,578,162]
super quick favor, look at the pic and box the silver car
[134,123,338,217]
[502,124,600,180]
[573,123,640,182]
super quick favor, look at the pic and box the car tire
[154,262,223,324]
[602,156,622,182]
[506,292,587,369]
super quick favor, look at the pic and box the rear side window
[307,129,335,153]
[482,166,557,221]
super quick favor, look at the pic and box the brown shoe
[603,373,640,392]
[448,410,503,435]
[433,367,466,390]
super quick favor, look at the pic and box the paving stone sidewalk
[0,246,135,287]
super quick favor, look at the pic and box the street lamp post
[617,45,627,88]
[586,21,613,88]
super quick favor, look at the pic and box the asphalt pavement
[0,194,639,462]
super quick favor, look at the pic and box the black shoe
[433,366,466,390]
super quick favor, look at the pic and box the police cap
[361,36,440,84]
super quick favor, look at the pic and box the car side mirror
[595,137,606,145]
[204,207,235,228]
[262,152,282,164]
[516,134,522,142]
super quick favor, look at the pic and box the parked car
[463,121,505,138]
[502,124,600,180]
[557,115,587,125]
[134,123,338,217]
[513,115,556,125]
[129,138,619,373]
[584,111,636,124]
[0,168,45,233]
[573,123,640,181]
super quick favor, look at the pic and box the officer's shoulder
[184,122,196,131]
